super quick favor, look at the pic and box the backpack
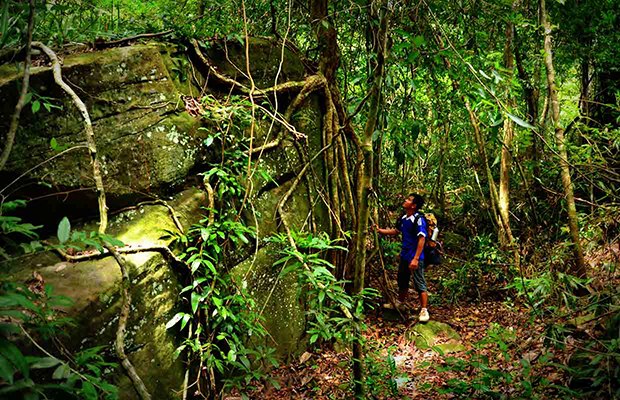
[398,212,441,266]
[421,213,442,266]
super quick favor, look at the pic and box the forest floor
[241,261,572,400]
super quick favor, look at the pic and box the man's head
[402,193,424,211]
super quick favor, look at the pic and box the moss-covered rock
[4,188,205,399]
[0,45,203,217]
[204,38,307,89]
[406,321,465,354]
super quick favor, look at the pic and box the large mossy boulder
[2,36,327,385]
[0,44,205,223]
[5,188,205,399]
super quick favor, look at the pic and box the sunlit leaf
[507,112,535,129]
[57,217,71,244]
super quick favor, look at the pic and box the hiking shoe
[383,300,402,310]
[419,308,430,322]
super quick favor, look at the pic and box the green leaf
[413,35,425,47]
[30,356,62,369]
[181,313,191,331]
[166,313,184,329]
[507,112,535,129]
[57,217,71,244]
[0,310,27,320]
[0,378,34,393]
[0,354,15,385]
[82,380,97,400]
[236,231,249,244]
[52,363,72,380]
[204,136,214,147]
[50,137,58,150]
[0,339,28,378]
[24,392,39,400]
[191,260,201,273]
[204,259,216,275]
[191,291,200,314]
[24,93,32,105]
[32,100,40,113]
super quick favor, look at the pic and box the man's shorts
[397,257,427,293]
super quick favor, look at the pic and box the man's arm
[409,235,426,270]
[375,226,399,236]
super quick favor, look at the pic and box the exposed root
[249,74,324,154]
[47,243,185,266]
[190,38,306,97]
[275,138,353,320]
[32,41,108,234]
[105,245,152,400]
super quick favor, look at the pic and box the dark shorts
[397,257,427,293]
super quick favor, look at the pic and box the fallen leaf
[300,351,312,364]
[55,263,67,272]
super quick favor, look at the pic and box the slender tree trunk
[353,1,389,396]
[540,0,587,277]
[498,0,518,247]
[0,0,35,172]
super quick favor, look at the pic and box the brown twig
[93,30,173,49]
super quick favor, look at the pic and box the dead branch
[93,30,173,49]
[47,242,185,266]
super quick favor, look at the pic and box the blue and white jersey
[396,212,427,263]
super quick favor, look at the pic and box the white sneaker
[419,308,430,322]
[383,300,402,310]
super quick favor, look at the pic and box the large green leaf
[57,217,71,244]
[507,112,535,129]
[82,380,97,400]
[191,291,200,314]
[166,313,184,329]
[0,354,15,385]
[0,338,28,378]
[30,356,61,369]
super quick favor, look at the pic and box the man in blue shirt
[375,193,430,322]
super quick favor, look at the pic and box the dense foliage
[1,0,619,398]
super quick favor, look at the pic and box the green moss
[231,244,307,362]
[407,321,465,354]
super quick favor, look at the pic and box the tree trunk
[540,0,587,277]
[498,0,518,247]
[352,1,389,396]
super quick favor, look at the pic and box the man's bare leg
[419,291,428,308]
[398,289,408,303]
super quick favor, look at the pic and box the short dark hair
[409,193,425,209]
